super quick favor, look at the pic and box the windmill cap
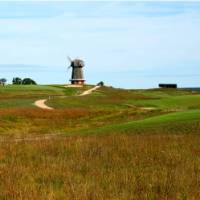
[72,59,84,67]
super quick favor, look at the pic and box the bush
[22,78,37,85]
[97,81,104,86]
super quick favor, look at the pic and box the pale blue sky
[0,1,200,88]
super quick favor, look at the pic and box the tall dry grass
[0,134,200,199]
[0,108,158,136]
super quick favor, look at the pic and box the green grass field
[0,84,200,199]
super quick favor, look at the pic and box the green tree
[12,77,22,85]
[22,78,37,85]
[97,81,104,86]
[0,78,7,86]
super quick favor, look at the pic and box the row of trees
[12,77,37,85]
[0,77,37,86]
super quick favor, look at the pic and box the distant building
[159,84,177,89]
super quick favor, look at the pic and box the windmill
[67,57,85,85]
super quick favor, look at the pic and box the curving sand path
[34,85,101,110]
[78,85,100,96]
[34,99,54,110]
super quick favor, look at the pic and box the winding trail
[0,133,65,143]
[78,85,100,96]
[34,85,101,110]
[34,99,54,110]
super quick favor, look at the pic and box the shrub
[22,78,37,85]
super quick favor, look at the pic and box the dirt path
[78,85,100,96]
[34,86,101,110]
[34,99,54,110]
[0,133,65,143]
[140,107,157,111]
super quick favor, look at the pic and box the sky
[0,1,200,89]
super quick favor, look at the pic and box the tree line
[0,77,37,86]
[12,77,37,85]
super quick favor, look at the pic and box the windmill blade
[67,56,72,72]
[67,56,72,63]
[67,65,71,72]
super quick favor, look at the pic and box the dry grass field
[0,85,200,199]
[1,134,200,199]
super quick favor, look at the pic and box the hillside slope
[0,85,200,136]
[0,85,200,199]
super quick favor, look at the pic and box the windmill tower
[68,57,85,85]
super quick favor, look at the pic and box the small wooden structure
[159,83,177,89]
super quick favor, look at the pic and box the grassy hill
[0,84,200,199]
[0,84,200,136]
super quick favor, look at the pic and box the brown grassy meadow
[1,85,200,199]
[0,134,200,200]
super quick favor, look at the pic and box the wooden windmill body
[68,58,85,85]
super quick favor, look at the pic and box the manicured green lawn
[0,85,73,96]
[127,94,200,110]
[71,109,200,136]
[112,109,200,130]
